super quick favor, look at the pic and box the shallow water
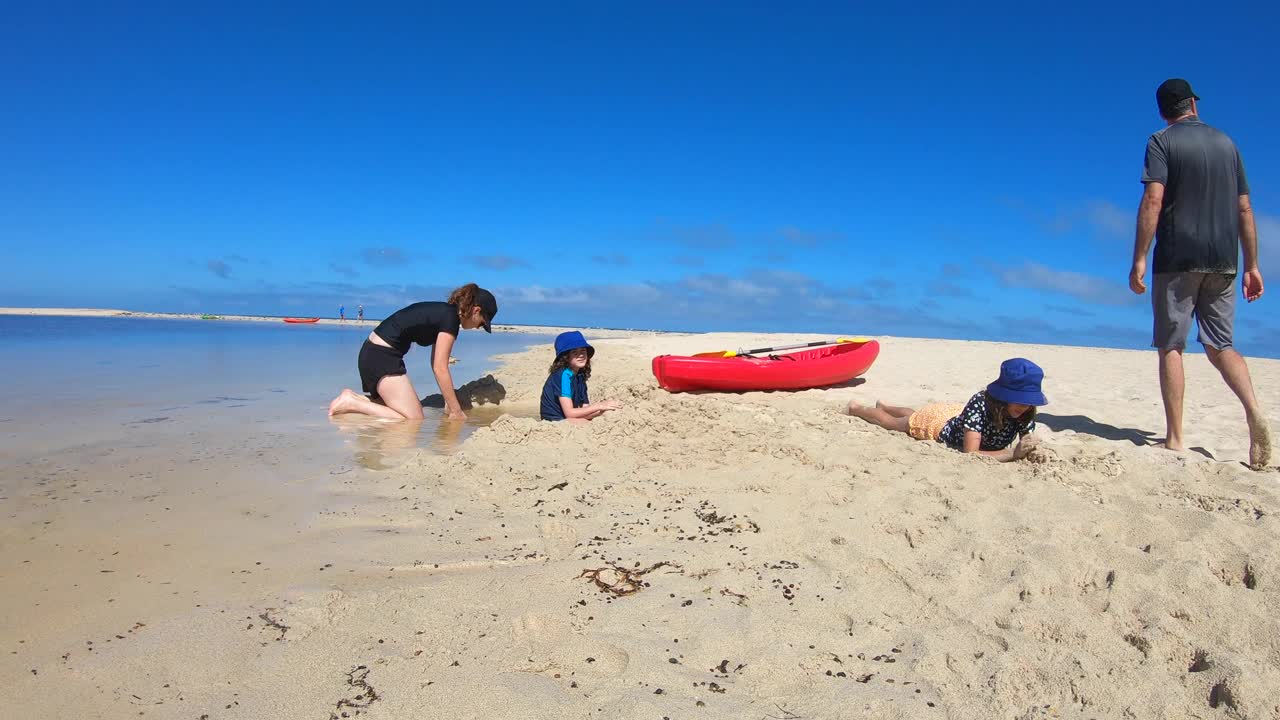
[0,315,549,669]
[0,315,548,462]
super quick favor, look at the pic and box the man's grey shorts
[1152,272,1236,351]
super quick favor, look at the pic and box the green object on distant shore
[201,314,221,320]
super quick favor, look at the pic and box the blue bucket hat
[987,358,1047,406]
[554,330,595,359]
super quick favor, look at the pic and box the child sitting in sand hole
[846,358,1047,462]
[540,331,623,423]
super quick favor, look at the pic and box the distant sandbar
[0,306,670,338]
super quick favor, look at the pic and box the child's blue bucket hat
[987,358,1047,406]
[554,331,595,358]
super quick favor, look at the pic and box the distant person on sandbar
[540,331,622,424]
[845,358,1046,462]
[1129,78,1270,469]
[339,304,346,322]
[357,304,364,323]
[329,284,498,422]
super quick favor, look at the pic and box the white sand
[3,331,1278,719]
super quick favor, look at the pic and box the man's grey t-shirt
[1141,116,1249,274]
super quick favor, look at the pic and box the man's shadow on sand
[1037,412,1215,460]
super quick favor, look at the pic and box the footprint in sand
[1188,649,1212,673]
[512,612,568,644]
[539,518,579,560]
[1249,419,1272,469]
[512,613,630,678]
[271,590,352,642]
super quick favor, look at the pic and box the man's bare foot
[1157,437,1185,452]
[1248,417,1272,470]
[846,400,866,416]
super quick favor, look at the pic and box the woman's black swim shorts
[358,340,408,398]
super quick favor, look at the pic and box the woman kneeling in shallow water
[329,283,497,422]
[846,358,1047,462]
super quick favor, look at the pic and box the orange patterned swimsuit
[907,403,965,442]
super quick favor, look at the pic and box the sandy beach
[3,329,1279,719]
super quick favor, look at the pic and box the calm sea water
[0,315,551,461]
[0,317,552,675]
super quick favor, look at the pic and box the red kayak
[282,317,320,324]
[652,340,880,393]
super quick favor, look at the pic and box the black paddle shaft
[742,339,837,355]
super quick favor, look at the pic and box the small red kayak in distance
[282,317,320,324]
[653,340,880,393]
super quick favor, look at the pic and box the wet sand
[2,331,1278,719]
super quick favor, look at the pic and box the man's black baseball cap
[1157,78,1199,116]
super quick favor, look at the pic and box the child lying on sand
[847,358,1047,462]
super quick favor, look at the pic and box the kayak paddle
[693,337,870,358]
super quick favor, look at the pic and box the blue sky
[3,2,1278,356]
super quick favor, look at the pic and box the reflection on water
[331,404,537,469]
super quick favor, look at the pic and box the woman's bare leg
[372,374,426,420]
[846,400,911,434]
[329,374,425,421]
[329,388,407,419]
[875,401,915,418]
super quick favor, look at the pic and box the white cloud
[503,285,590,304]
[361,247,410,267]
[1004,197,1134,240]
[746,269,817,290]
[330,262,360,279]
[471,255,530,271]
[1255,212,1278,277]
[206,259,232,279]
[995,261,1138,306]
[666,223,736,250]
[1086,200,1131,238]
[590,253,630,266]
[778,226,841,247]
[679,274,778,300]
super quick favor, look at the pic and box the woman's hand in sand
[598,400,623,412]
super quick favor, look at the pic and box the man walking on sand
[1130,78,1271,469]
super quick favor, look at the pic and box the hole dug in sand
[1188,649,1211,673]
[1207,680,1237,711]
[1212,562,1260,590]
